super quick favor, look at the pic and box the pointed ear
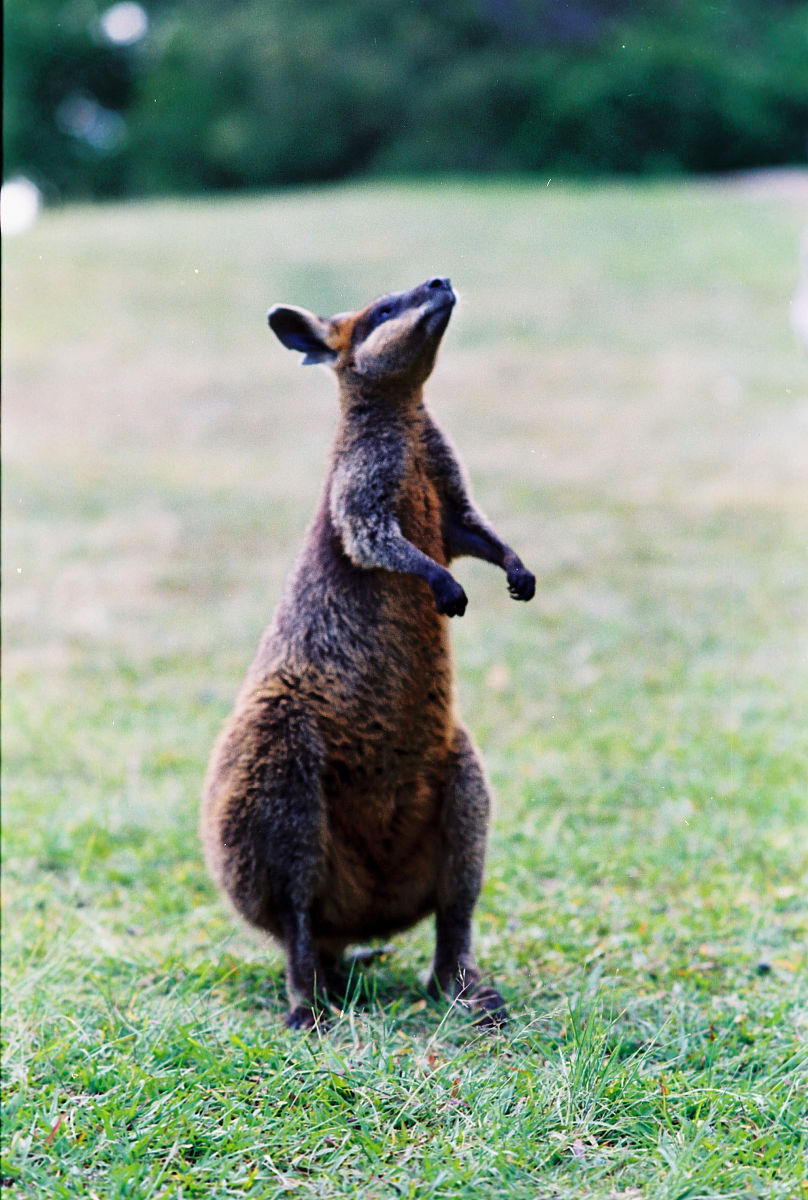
[267,305,337,365]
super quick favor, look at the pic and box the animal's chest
[397,460,445,564]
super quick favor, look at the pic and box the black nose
[427,277,451,290]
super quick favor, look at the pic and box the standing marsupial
[202,277,535,1029]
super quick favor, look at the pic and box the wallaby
[202,277,535,1029]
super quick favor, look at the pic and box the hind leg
[281,909,328,1030]
[202,697,329,1028]
[429,725,507,1027]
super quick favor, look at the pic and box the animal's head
[268,278,456,393]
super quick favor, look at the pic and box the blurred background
[4,0,808,208]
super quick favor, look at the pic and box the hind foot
[285,1003,327,1032]
[466,983,508,1029]
[428,968,508,1030]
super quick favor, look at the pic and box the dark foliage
[4,0,807,198]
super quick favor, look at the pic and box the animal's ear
[267,305,337,365]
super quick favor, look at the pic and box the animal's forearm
[336,515,469,617]
[340,515,438,578]
[445,508,510,567]
[445,509,535,602]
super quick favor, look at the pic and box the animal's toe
[285,1004,324,1032]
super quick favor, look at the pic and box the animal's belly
[311,771,444,940]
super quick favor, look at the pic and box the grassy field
[3,178,807,1198]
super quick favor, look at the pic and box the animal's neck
[337,376,425,419]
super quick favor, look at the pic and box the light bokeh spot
[1,177,42,237]
[100,2,149,46]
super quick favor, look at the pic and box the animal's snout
[421,278,455,312]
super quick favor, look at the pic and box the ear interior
[267,305,336,365]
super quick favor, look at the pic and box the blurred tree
[3,0,807,199]
[126,0,406,192]
[3,0,144,197]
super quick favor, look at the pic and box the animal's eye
[365,300,397,334]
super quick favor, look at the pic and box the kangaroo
[201,277,535,1029]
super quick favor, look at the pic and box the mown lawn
[2,178,807,1198]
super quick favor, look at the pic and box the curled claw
[506,562,536,602]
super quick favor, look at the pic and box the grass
[3,177,807,1198]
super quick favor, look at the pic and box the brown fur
[201,278,535,1028]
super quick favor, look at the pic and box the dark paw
[468,985,508,1030]
[285,1004,325,1032]
[429,968,508,1030]
[506,562,535,602]
[433,572,468,617]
